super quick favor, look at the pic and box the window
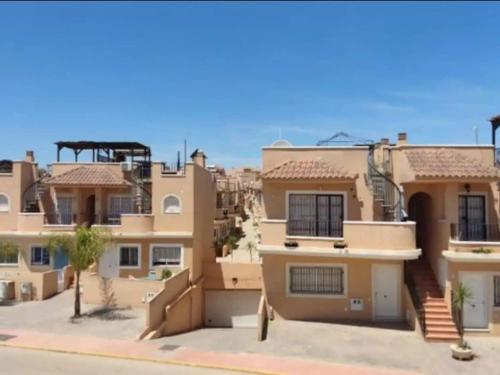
[151,245,182,266]
[163,195,181,214]
[289,265,345,296]
[119,245,140,268]
[494,276,500,307]
[57,196,73,224]
[0,194,9,212]
[288,193,344,237]
[31,246,50,266]
[109,196,134,223]
[0,249,18,265]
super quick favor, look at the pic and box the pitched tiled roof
[262,160,357,180]
[404,149,499,179]
[45,166,131,186]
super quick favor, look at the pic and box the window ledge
[286,235,344,241]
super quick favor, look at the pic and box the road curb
[0,341,277,375]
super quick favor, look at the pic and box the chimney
[25,150,35,163]
[380,138,389,145]
[397,133,408,146]
[490,115,500,147]
[190,149,206,168]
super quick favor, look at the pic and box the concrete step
[427,320,456,328]
[425,333,460,342]
[423,300,447,308]
[427,326,459,334]
[425,313,452,321]
[424,307,450,315]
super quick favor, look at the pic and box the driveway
[0,289,145,340]
[156,320,500,375]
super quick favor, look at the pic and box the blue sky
[1,2,500,168]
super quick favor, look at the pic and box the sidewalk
[0,328,420,375]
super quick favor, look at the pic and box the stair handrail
[367,144,405,221]
[21,175,48,212]
[404,264,426,335]
[130,163,152,214]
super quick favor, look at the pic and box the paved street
[0,347,242,375]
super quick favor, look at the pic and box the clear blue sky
[1,2,499,168]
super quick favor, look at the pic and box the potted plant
[284,240,298,248]
[334,239,348,249]
[451,283,474,360]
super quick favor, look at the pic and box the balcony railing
[287,219,343,238]
[44,213,76,225]
[450,222,500,242]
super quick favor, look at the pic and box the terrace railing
[287,219,343,238]
[450,222,500,242]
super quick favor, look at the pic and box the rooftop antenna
[473,126,479,145]
[183,139,187,172]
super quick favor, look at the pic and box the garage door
[205,290,261,328]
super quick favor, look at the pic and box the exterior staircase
[366,145,404,221]
[406,259,460,342]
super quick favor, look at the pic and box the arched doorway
[408,192,432,260]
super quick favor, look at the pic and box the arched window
[0,194,9,212]
[163,195,181,214]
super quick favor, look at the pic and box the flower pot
[450,344,473,360]
[284,241,298,248]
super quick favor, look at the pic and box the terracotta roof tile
[262,160,357,180]
[404,149,499,179]
[46,165,131,187]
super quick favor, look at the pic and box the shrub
[161,269,172,280]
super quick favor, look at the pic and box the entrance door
[373,264,401,321]
[459,195,486,241]
[460,273,488,329]
[98,247,119,278]
[86,195,96,226]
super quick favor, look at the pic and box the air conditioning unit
[120,162,132,172]
[20,282,32,301]
[0,280,13,301]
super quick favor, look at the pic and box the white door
[460,273,488,329]
[57,269,65,292]
[98,248,119,278]
[373,264,401,321]
[205,291,261,328]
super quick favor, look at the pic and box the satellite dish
[271,139,293,147]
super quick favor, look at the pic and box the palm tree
[47,226,112,318]
[452,282,473,348]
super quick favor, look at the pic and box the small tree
[47,226,112,318]
[452,282,473,349]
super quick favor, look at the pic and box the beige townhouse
[258,120,500,340]
[0,142,215,322]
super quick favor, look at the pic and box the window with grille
[494,276,500,307]
[288,194,344,237]
[31,246,50,266]
[120,246,139,267]
[151,246,182,266]
[289,265,345,296]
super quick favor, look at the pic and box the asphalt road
[0,347,244,375]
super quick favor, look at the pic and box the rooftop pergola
[55,141,152,163]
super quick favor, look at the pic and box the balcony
[260,219,417,252]
[449,222,500,253]
[92,213,153,233]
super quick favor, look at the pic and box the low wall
[64,265,74,289]
[82,273,167,309]
[344,221,416,250]
[0,269,58,301]
[203,262,262,290]
[404,285,421,334]
[145,269,190,330]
